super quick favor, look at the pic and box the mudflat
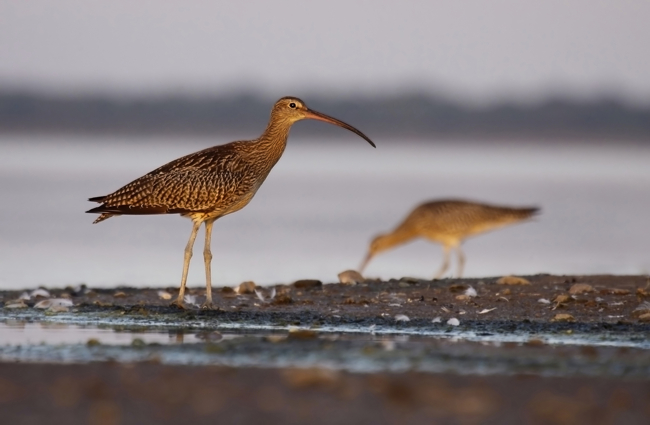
[1,274,649,424]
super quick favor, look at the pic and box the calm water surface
[0,136,648,289]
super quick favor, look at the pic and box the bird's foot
[170,299,186,310]
[201,301,217,310]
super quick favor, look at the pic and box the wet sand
[1,274,649,424]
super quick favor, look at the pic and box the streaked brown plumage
[87,97,375,309]
[359,199,539,279]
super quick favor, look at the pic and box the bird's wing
[89,143,256,214]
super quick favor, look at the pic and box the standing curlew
[87,97,375,309]
[359,199,538,279]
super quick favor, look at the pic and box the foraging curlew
[359,199,538,279]
[87,97,375,309]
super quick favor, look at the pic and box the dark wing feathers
[87,142,255,220]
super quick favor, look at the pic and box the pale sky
[1,0,649,104]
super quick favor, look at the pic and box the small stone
[431,317,442,323]
[538,298,551,304]
[113,291,127,298]
[569,283,594,295]
[338,270,365,285]
[86,338,101,347]
[552,313,575,322]
[553,294,572,304]
[448,284,467,293]
[497,276,531,285]
[447,318,460,326]
[288,328,318,339]
[638,313,650,322]
[455,294,470,301]
[235,281,257,294]
[157,291,172,300]
[293,279,322,289]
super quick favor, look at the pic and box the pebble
[394,314,410,322]
[157,291,172,300]
[552,313,576,322]
[569,283,594,294]
[538,298,551,304]
[496,276,531,285]
[235,281,257,294]
[337,270,365,285]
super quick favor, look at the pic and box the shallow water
[1,136,649,288]
[1,320,649,376]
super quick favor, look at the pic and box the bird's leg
[172,220,202,309]
[456,246,466,278]
[202,219,216,310]
[433,245,451,279]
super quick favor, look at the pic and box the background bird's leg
[172,220,202,308]
[434,245,451,279]
[456,246,466,278]
[202,219,216,309]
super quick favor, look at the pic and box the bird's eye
[289,102,296,109]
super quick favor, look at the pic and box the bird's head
[270,96,375,147]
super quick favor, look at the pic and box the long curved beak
[358,251,374,273]
[304,108,376,148]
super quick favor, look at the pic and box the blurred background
[0,0,648,289]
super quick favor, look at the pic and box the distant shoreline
[2,91,649,141]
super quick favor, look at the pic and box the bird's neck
[377,227,418,253]
[255,118,294,166]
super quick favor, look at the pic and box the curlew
[87,97,375,309]
[359,199,538,279]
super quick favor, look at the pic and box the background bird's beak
[358,251,374,273]
[304,108,376,148]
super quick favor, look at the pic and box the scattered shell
[447,318,460,326]
[632,301,650,317]
[638,313,650,322]
[338,270,365,285]
[552,313,575,322]
[464,286,477,297]
[30,288,50,298]
[18,292,31,301]
[157,291,172,300]
[538,298,551,304]
[34,299,73,309]
[4,300,28,309]
[235,281,257,294]
[254,287,276,303]
[113,291,127,298]
[394,314,410,322]
[431,317,442,323]
[569,283,594,295]
[496,276,531,285]
[455,294,470,301]
[440,306,451,313]
[47,305,70,313]
[478,308,497,314]
[183,294,198,306]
